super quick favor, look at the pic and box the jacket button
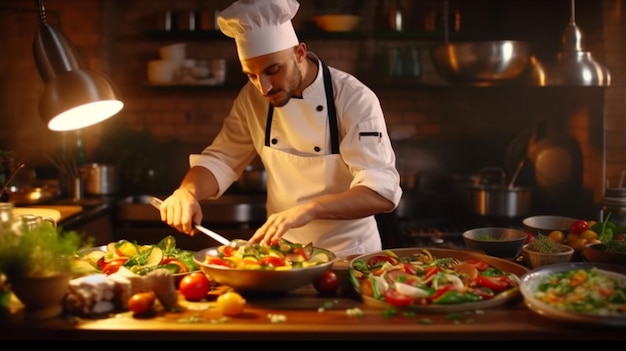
[271,138,278,144]
[316,105,323,111]
[314,146,320,152]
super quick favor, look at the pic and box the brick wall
[0,0,624,216]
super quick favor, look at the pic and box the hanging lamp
[32,0,123,131]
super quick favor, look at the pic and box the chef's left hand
[248,203,314,246]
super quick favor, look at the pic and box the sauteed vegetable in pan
[350,249,521,307]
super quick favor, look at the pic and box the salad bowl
[193,242,336,294]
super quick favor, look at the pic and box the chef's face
[241,44,305,107]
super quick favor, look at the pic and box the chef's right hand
[160,188,203,236]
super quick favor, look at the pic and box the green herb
[525,234,568,253]
[0,221,92,278]
[382,308,397,318]
[477,234,497,241]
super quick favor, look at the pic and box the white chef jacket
[190,52,402,257]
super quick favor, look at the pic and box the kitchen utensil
[429,40,531,85]
[1,162,25,201]
[467,167,531,218]
[148,196,231,246]
[508,159,525,189]
[80,163,119,195]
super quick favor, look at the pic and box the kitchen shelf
[145,29,482,43]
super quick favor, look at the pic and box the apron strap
[265,60,340,154]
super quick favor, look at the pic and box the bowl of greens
[462,227,527,260]
[581,215,626,265]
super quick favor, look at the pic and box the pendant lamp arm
[32,0,82,82]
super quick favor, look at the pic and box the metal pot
[80,163,119,195]
[466,168,531,218]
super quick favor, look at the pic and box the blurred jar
[601,188,626,226]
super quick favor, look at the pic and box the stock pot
[466,167,531,218]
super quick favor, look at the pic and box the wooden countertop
[2,283,625,341]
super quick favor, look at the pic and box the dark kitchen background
[0,0,624,248]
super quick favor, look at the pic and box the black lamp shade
[33,20,122,131]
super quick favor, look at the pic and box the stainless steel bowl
[194,246,336,294]
[430,40,531,85]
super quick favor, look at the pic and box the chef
[158,0,402,259]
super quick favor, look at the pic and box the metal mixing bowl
[430,40,531,85]
[194,246,336,294]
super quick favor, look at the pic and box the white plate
[13,208,61,222]
[520,262,626,326]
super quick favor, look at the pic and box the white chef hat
[217,0,300,60]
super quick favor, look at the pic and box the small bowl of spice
[521,235,574,268]
[462,227,527,260]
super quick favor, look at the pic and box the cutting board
[15,205,83,223]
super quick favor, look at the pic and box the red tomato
[314,270,339,295]
[205,256,232,267]
[367,255,398,267]
[383,288,414,307]
[569,219,589,235]
[257,256,286,267]
[524,230,536,244]
[127,291,156,315]
[463,259,490,271]
[476,274,516,293]
[101,258,128,275]
[179,272,211,301]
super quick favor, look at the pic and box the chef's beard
[268,57,303,108]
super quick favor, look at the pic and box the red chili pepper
[424,266,440,280]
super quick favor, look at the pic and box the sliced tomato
[401,262,417,275]
[101,258,128,275]
[219,245,237,257]
[205,256,233,267]
[476,274,516,292]
[429,284,454,302]
[423,266,440,280]
[464,259,490,271]
[470,287,495,300]
[257,256,286,267]
[291,247,310,260]
[367,255,398,268]
[383,288,414,307]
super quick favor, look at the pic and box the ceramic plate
[350,247,529,313]
[520,262,626,326]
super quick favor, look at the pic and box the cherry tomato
[548,230,565,244]
[367,255,398,268]
[383,288,414,307]
[569,219,589,235]
[179,272,211,301]
[127,291,156,315]
[524,230,537,244]
[579,229,598,241]
[216,291,246,316]
[313,270,339,295]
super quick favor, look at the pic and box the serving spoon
[148,196,248,248]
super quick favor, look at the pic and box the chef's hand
[160,189,203,236]
[248,203,315,246]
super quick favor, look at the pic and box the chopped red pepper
[464,259,490,271]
